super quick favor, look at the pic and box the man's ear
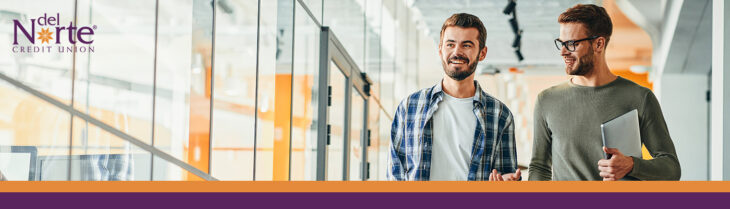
[594,37,606,53]
[478,46,488,61]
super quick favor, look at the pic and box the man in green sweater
[528,4,681,181]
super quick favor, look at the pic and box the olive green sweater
[528,77,681,181]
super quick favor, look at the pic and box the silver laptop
[600,109,642,159]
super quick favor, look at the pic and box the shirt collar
[430,79,486,107]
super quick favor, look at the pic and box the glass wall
[152,0,196,180]
[253,0,279,181]
[290,0,320,181]
[210,0,258,180]
[0,0,429,181]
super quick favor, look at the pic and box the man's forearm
[627,155,681,180]
[527,163,552,181]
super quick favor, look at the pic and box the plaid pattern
[388,81,517,181]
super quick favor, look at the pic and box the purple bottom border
[1,192,728,208]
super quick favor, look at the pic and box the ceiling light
[509,17,519,34]
[503,0,516,15]
[512,30,522,48]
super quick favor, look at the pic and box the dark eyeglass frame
[554,35,599,52]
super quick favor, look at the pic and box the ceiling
[410,0,599,71]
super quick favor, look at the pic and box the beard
[442,51,480,81]
[566,47,594,76]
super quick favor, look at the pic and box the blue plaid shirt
[388,81,518,181]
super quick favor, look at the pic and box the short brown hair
[440,13,487,49]
[558,4,613,44]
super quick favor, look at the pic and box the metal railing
[0,72,218,181]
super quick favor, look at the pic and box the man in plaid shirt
[388,13,520,181]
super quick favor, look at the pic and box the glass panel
[210,0,258,180]
[153,0,194,180]
[152,0,215,181]
[266,0,295,181]
[349,88,363,181]
[290,0,320,181]
[186,0,215,180]
[253,0,279,181]
[327,60,345,181]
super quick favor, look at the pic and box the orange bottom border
[0,181,729,192]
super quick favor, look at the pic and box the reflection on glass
[327,61,345,181]
[210,0,258,180]
[69,122,150,181]
[349,88,363,181]
[290,0,319,181]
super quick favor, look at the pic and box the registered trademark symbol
[93,25,97,30]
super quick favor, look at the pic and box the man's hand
[489,168,521,181]
[597,147,634,181]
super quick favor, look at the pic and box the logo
[12,13,96,53]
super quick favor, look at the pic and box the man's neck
[442,76,476,98]
[570,62,617,87]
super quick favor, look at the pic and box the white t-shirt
[430,93,477,180]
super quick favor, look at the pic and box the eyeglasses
[554,36,598,52]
